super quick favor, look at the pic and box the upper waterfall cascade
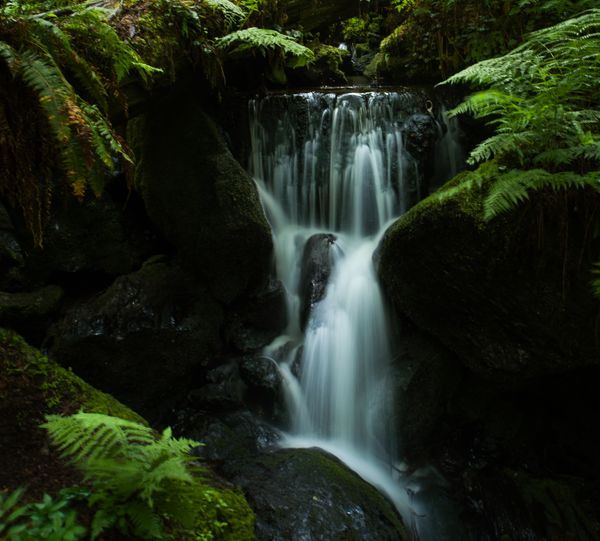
[248,89,464,529]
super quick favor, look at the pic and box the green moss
[0,328,145,424]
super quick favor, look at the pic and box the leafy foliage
[216,27,314,83]
[42,412,254,540]
[444,9,600,174]
[0,487,87,541]
[43,412,201,539]
[441,10,600,297]
[0,1,156,245]
[379,0,597,80]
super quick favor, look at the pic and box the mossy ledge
[0,328,256,540]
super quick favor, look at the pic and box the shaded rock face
[25,195,146,281]
[377,182,600,380]
[299,233,338,328]
[225,278,287,353]
[220,448,408,541]
[377,180,600,538]
[129,84,273,304]
[47,260,224,420]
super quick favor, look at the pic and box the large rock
[220,448,408,541]
[129,85,273,304]
[48,259,223,419]
[377,170,600,381]
[24,195,145,280]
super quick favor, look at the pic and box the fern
[0,3,159,245]
[444,9,600,172]
[217,27,314,65]
[43,412,204,540]
[482,169,599,220]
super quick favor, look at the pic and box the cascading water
[248,90,463,531]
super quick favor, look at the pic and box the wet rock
[239,356,282,394]
[48,259,223,420]
[225,278,287,353]
[187,362,245,411]
[403,113,439,165]
[129,84,273,304]
[220,448,409,541]
[176,409,282,463]
[299,233,337,328]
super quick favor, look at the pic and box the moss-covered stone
[0,328,145,422]
[129,84,272,304]
[221,448,408,541]
[377,168,600,380]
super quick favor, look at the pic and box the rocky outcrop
[129,85,273,304]
[47,259,224,419]
[377,173,600,381]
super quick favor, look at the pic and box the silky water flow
[248,91,464,538]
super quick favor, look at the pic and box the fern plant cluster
[0,0,154,245]
[42,412,254,540]
[440,9,600,295]
[0,0,314,246]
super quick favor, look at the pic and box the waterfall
[248,90,451,519]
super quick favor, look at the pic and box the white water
[248,91,463,526]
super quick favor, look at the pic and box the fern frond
[216,27,314,67]
[204,0,245,30]
[483,169,600,220]
[43,412,156,464]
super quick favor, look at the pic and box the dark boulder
[129,85,273,304]
[225,278,287,353]
[47,259,223,420]
[0,285,63,342]
[377,172,600,381]
[187,361,245,412]
[392,320,462,456]
[299,233,337,328]
[24,195,144,281]
[403,113,439,186]
[220,448,409,541]
[178,409,282,464]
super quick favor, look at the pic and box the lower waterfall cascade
[248,89,465,538]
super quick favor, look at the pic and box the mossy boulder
[48,258,224,420]
[0,328,144,495]
[377,171,600,381]
[220,448,408,541]
[129,85,273,304]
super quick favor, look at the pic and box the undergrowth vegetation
[440,8,600,293]
[0,0,313,246]
[38,412,253,540]
[378,0,597,80]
